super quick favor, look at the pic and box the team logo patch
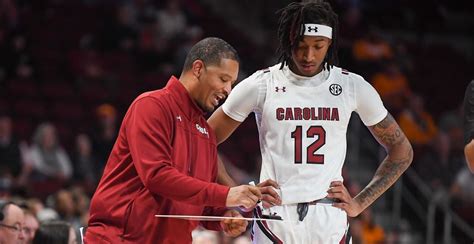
[275,86,286,92]
[329,84,342,96]
[195,123,209,137]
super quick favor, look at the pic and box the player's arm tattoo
[354,113,413,212]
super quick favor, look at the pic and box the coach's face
[196,58,239,112]
[291,35,331,77]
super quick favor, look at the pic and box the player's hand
[226,185,262,210]
[257,179,282,208]
[327,181,362,217]
[220,210,248,237]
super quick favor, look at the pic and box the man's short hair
[182,37,240,72]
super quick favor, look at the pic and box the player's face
[291,36,332,77]
[198,58,239,112]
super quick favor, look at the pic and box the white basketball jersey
[222,64,387,204]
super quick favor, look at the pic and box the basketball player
[463,80,474,173]
[208,1,414,243]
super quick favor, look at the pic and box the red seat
[7,79,38,99]
[40,82,76,100]
[0,99,10,114]
[12,118,34,141]
[79,83,108,104]
[13,99,47,119]
[102,52,134,73]
[54,122,75,148]
[51,102,85,122]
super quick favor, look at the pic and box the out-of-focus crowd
[1,0,473,243]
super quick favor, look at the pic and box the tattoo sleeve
[354,113,414,212]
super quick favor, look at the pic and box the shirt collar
[165,76,206,120]
[282,64,329,87]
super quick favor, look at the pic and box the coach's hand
[257,179,282,208]
[226,185,262,210]
[220,210,248,237]
[327,181,362,217]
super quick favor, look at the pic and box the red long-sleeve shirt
[85,76,230,243]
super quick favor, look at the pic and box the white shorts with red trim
[252,202,351,244]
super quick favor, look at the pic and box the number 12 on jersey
[291,125,326,164]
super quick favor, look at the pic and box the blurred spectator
[92,104,118,173]
[174,25,204,70]
[415,132,461,191]
[25,198,44,217]
[0,114,21,182]
[136,20,173,73]
[71,48,103,84]
[371,62,411,116]
[233,235,252,244]
[72,134,97,193]
[385,219,417,244]
[0,113,30,194]
[53,190,76,223]
[51,188,84,239]
[36,208,59,223]
[73,47,120,99]
[132,0,157,24]
[450,165,474,221]
[349,217,363,244]
[69,186,89,228]
[3,32,34,81]
[0,1,471,242]
[81,61,105,86]
[398,93,438,149]
[352,27,393,76]
[360,209,385,244]
[192,227,219,244]
[32,220,77,244]
[28,123,73,198]
[336,5,365,69]
[101,4,138,52]
[437,106,466,168]
[0,201,25,243]
[23,209,39,244]
[392,42,414,74]
[463,80,474,173]
[156,0,187,41]
[353,28,393,62]
[0,27,7,83]
[0,0,18,28]
[338,6,365,45]
[439,104,463,132]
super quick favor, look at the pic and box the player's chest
[262,85,351,127]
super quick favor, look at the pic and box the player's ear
[192,60,205,79]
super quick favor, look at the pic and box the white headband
[301,24,332,39]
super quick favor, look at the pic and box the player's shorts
[251,199,351,244]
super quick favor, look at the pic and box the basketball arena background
[0,0,473,243]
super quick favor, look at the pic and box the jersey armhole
[254,74,269,114]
